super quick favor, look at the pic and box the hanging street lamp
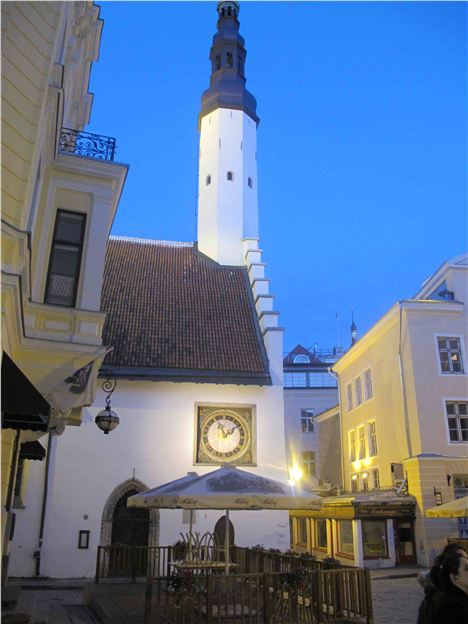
[95,369,119,434]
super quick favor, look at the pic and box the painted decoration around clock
[195,405,255,465]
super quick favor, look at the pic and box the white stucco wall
[10,379,289,578]
[198,108,258,265]
[284,387,339,484]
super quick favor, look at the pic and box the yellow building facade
[291,255,468,567]
[1,1,127,585]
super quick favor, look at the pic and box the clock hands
[217,422,240,438]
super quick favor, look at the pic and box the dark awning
[19,440,46,461]
[1,353,50,431]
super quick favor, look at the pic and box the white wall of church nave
[11,381,288,578]
[198,108,258,265]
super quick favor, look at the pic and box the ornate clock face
[197,408,252,464]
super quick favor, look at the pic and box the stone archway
[100,478,159,547]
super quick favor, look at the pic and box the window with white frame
[371,468,380,490]
[45,210,86,307]
[301,409,314,432]
[368,421,378,456]
[354,377,363,406]
[364,369,373,400]
[437,337,464,374]
[446,401,468,442]
[302,450,316,477]
[358,425,366,459]
[349,430,356,462]
[346,384,353,411]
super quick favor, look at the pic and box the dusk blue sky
[88,1,467,353]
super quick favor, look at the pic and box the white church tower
[197,1,259,266]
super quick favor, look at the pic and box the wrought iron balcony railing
[59,128,116,161]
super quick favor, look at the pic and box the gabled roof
[283,344,327,366]
[100,237,271,385]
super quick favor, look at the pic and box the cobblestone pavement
[3,587,98,624]
[371,576,424,624]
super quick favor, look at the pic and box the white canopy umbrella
[128,464,322,573]
[426,496,468,518]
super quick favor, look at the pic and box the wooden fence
[95,545,172,582]
[143,569,373,624]
[231,546,342,574]
[95,545,342,583]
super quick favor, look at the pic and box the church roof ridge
[109,235,193,248]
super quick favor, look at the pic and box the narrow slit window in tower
[248,177,253,188]
[206,175,211,186]
[227,171,233,181]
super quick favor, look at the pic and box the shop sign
[355,506,414,518]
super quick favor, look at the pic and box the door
[393,519,416,565]
[110,489,149,576]
[214,515,235,561]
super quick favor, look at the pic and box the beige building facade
[290,254,468,567]
[1,1,127,586]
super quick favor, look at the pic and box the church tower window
[227,171,234,181]
[226,52,233,68]
[248,177,253,188]
[215,55,221,70]
[206,175,211,185]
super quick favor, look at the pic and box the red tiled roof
[101,237,270,384]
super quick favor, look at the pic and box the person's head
[430,544,468,594]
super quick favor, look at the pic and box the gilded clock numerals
[198,409,251,464]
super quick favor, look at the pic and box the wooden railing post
[131,547,136,583]
[364,567,374,624]
[314,570,323,624]
[206,573,213,624]
[144,575,153,624]
[262,573,270,624]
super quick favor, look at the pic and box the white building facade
[10,1,290,579]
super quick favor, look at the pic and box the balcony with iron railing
[59,128,116,161]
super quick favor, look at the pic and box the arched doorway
[100,478,159,548]
[214,514,235,561]
[100,479,159,578]
[111,489,149,547]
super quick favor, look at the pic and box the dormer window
[45,209,86,307]
[227,171,233,181]
[294,354,310,364]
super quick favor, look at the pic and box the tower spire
[196,1,260,266]
[350,310,358,346]
[199,1,258,127]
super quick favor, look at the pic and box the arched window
[294,354,310,364]
[227,171,233,181]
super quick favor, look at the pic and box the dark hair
[429,544,467,592]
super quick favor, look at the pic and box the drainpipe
[328,368,345,492]
[397,302,413,459]
[35,432,53,576]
